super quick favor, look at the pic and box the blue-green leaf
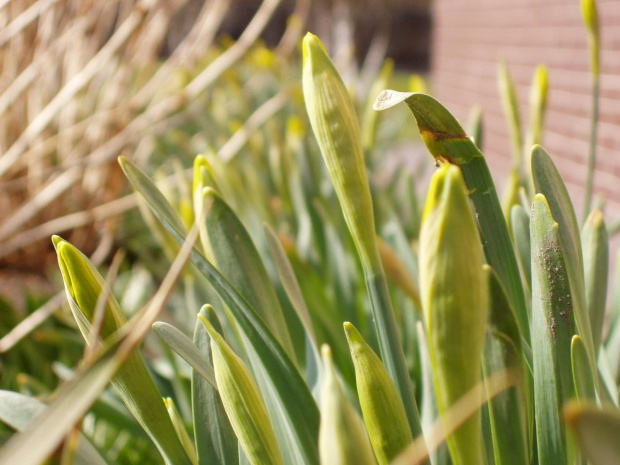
[152,321,216,389]
[530,193,577,465]
[191,306,238,465]
[119,156,320,465]
[581,209,608,353]
[482,267,529,465]
[531,146,596,386]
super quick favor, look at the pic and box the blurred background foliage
[0,2,433,459]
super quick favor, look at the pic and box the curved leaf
[374,90,529,345]
[532,146,596,388]
[191,306,238,465]
[119,156,320,465]
[152,321,216,389]
[530,194,577,465]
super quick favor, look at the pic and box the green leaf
[0,390,107,465]
[581,209,608,353]
[510,204,532,293]
[467,105,484,150]
[152,321,216,389]
[530,193,577,465]
[374,90,529,345]
[53,237,192,465]
[531,145,597,386]
[199,315,284,465]
[164,397,198,465]
[597,349,619,406]
[565,403,620,465]
[264,223,317,345]
[303,34,423,444]
[319,345,376,465]
[502,169,521,232]
[119,156,320,465]
[604,252,620,383]
[419,164,487,465]
[572,335,596,402]
[198,188,296,364]
[344,322,412,464]
[482,267,529,465]
[191,306,238,465]
[264,223,322,395]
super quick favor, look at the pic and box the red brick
[433,0,620,217]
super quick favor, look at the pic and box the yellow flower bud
[53,235,125,341]
[344,322,412,464]
[302,33,380,272]
[581,0,600,76]
[319,344,376,465]
[199,314,283,465]
[419,164,488,465]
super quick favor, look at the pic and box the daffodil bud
[53,235,125,341]
[302,33,380,273]
[53,235,192,465]
[581,0,600,76]
[419,164,488,465]
[319,344,376,465]
[199,314,283,465]
[498,60,523,165]
[527,65,549,149]
[344,322,412,464]
[193,154,220,214]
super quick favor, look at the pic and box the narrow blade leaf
[532,145,596,387]
[191,306,238,465]
[530,193,577,465]
[482,267,529,465]
[374,90,529,344]
[152,321,216,389]
[119,156,320,465]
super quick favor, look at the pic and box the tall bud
[53,236,192,465]
[581,0,600,76]
[319,344,376,465]
[419,164,488,465]
[198,315,283,465]
[344,322,412,464]
[302,33,380,273]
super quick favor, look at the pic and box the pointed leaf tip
[373,90,415,111]
[302,32,328,68]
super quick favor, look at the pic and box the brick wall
[432,0,620,218]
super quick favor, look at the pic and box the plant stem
[366,270,427,452]
[583,75,600,224]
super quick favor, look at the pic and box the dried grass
[0,0,304,271]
